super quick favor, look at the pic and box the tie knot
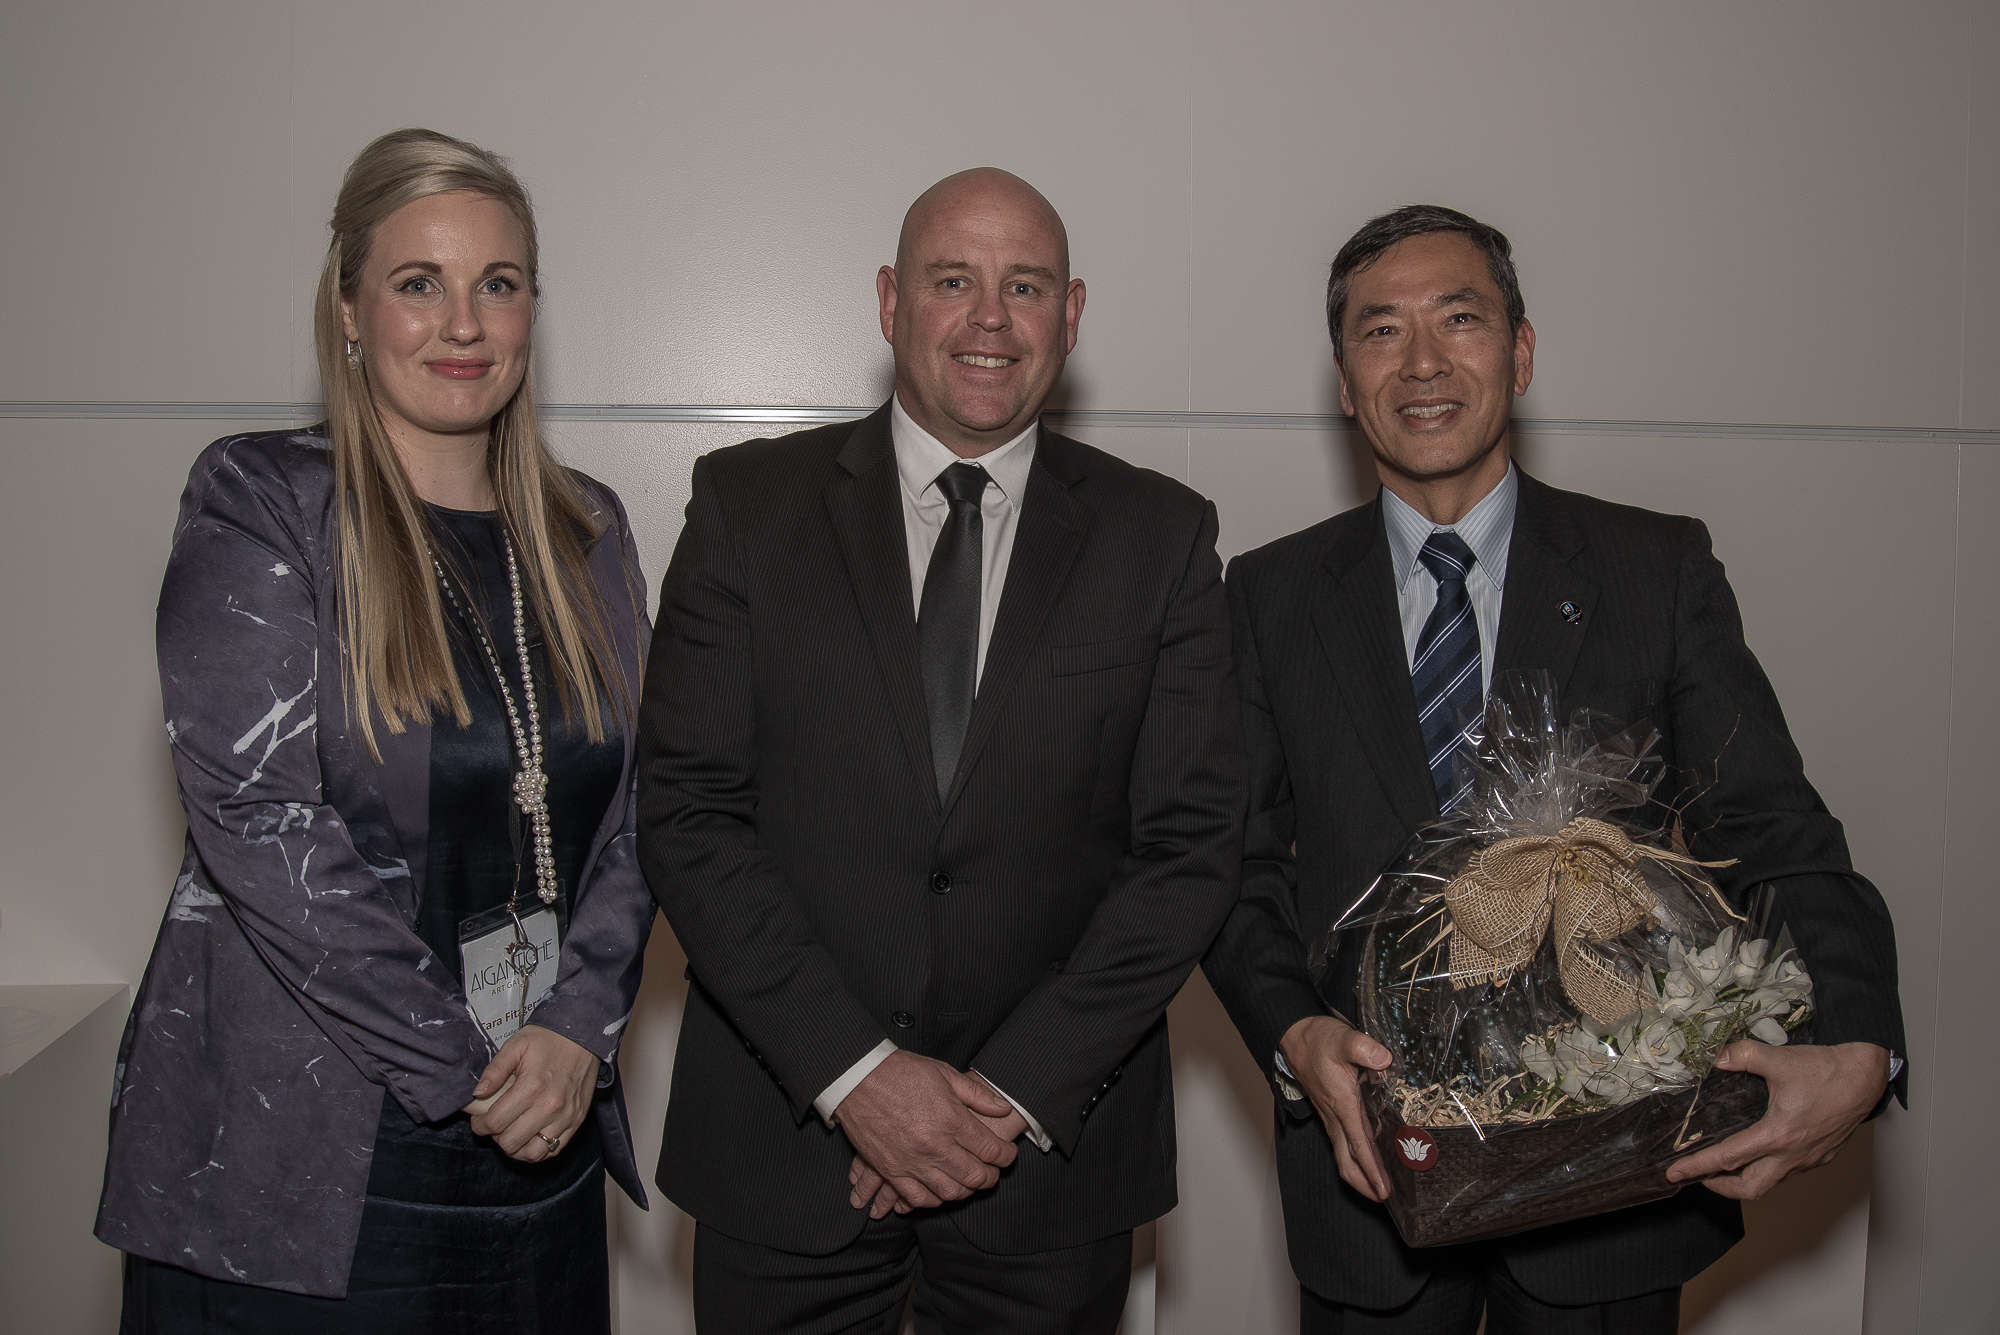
[935,462,990,508]
[1418,530,1476,586]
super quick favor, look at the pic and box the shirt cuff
[815,1039,897,1126]
[975,1070,1054,1152]
[1272,1048,1307,1104]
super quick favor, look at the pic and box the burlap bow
[1442,816,1735,1025]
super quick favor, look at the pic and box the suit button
[930,871,953,894]
[891,1011,916,1029]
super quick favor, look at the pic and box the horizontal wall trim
[2,401,1995,444]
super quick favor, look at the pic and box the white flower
[1634,1015,1688,1068]
[1729,937,1772,988]
[1680,927,1736,990]
[1649,967,1716,1020]
[1521,1039,1559,1085]
[1551,1026,1620,1100]
[1765,955,1813,1004]
[1741,989,1787,1023]
[1750,1016,1790,1045]
[1596,1013,1693,1093]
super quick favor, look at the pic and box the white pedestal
[1,982,130,1332]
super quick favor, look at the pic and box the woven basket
[1365,1070,1769,1248]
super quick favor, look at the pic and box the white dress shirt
[811,395,1053,1151]
[891,394,1037,684]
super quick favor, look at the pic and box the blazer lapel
[1493,472,1596,695]
[1312,498,1437,833]
[943,425,1085,814]
[824,406,939,808]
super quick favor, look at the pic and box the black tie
[1411,531,1483,813]
[918,463,989,802]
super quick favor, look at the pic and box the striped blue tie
[1411,531,1482,813]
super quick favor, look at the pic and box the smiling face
[340,191,532,459]
[1335,231,1535,521]
[877,170,1085,458]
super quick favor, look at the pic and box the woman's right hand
[463,1024,600,1162]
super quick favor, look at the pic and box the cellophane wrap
[1310,669,1812,1248]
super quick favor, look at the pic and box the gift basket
[1313,670,1813,1248]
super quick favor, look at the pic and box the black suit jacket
[637,405,1243,1255]
[1203,471,1905,1307]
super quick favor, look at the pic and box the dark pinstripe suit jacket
[636,404,1243,1254]
[1202,471,1905,1308]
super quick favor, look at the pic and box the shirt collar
[1382,463,1518,591]
[890,394,1038,508]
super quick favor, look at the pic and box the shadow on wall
[149,745,185,869]
[1682,1128,1873,1331]
[1042,362,1091,419]
[1157,974,1282,1324]
[1170,976,1275,1180]
[610,922,696,1320]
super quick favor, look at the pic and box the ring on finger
[537,1132,561,1153]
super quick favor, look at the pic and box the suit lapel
[944,425,1085,814]
[1493,472,1596,694]
[824,407,939,808]
[1312,498,1437,833]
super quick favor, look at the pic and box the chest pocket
[1050,633,1156,677]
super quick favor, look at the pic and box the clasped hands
[1280,1013,1889,1205]
[461,1023,601,1163]
[837,1050,1027,1220]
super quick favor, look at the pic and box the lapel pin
[1559,600,1582,625]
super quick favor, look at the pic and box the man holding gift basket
[1202,204,1906,1334]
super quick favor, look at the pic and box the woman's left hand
[463,1024,600,1161]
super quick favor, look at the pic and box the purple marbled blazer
[95,429,657,1297]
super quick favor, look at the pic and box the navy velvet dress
[123,507,623,1333]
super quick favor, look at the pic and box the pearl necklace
[429,533,557,909]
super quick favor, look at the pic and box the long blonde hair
[314,128,626,758]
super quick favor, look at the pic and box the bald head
[876,167,1085,458]
[894,168,1070,281]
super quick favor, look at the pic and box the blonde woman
[97,129,654,1332]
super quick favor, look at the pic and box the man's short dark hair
[1325,204,1526,364]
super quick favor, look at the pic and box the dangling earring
[345,339,363,371]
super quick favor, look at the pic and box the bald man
[637,169,1243,1332]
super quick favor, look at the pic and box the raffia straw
[1395,903,1455,977]
[1671,1081,1706,1151]
[1386,1072,1552,1129]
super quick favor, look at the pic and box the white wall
[3,1,1994,1331]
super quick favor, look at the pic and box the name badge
[459,904,561,1050]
